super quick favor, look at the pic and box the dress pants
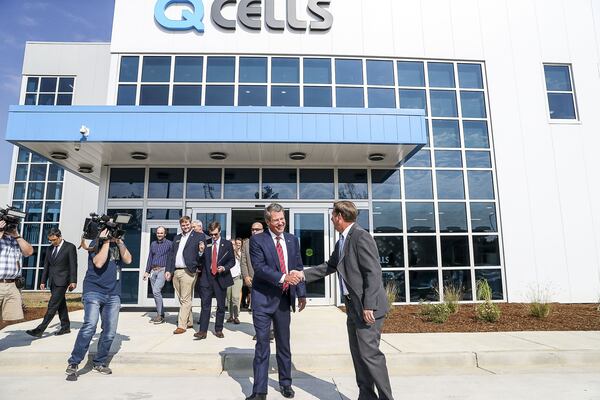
[172,269,196,329]
[37,284,70,331]
[346,300,394,400]
[199,280,226,332]
[252,293,292,395]
[226,276,242,319]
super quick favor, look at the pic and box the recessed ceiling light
[368,153,385,162]
[210,152,227,160]
[50,151,68,160]
[78,165,93,174]
[131,152,148,160]
[289,152,306,161]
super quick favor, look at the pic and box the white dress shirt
[175,231,191,269]
[338,223,354,296]
[269,229,288,283]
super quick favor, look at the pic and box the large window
[543,64,577,120]
[11,148,64,290]
[25,76,74,106]
[108,57,504,303]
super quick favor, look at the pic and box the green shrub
[443,285,462,314]
[529,302,551,319]
[384,281,397,316]
[475,279,500,322]
[476,301,501,322]
[420,302,451,324]
[527,284,553,319]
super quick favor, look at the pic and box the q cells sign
[154,0,333,33]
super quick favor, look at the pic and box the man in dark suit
[194,221,235,339]
[298,201,394,400]
[166,216,205,334]
[26,228,77,337]
[246,203,306,400]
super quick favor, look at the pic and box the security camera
[74,142,81,151]
[80,125,90,137]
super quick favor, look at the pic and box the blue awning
[5,105,427,183]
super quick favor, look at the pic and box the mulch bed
[0,305,83,331]
[379,303,600,333]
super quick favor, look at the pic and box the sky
[0,0,115,184]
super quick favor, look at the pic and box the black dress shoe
[280,386,295,398]
[54,328,71,336]
[25,329,42,338]
[245,394,266,400]
[214,331,224,338]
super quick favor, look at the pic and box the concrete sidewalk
[0,306,599,375]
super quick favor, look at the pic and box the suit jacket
[41,240,77,287]
[198,238,235,290]
[240,238,254,280]
[305,224,389,320]
[167,231,205,274]
[249,231,306,313]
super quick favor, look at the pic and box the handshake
[283,270,305,286]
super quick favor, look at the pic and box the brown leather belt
[0,279,16,283]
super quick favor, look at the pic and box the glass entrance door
[289,209,333,306]
[140,222,180,307]
[191,208,231,239]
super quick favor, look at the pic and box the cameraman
[0,220,33,321]
[65,228,132,377]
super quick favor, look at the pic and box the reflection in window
[475,269,503,300]
[44,202,61,222]
[146,209,183,220]
[438,202,467,233]
[108,168,145,199]
[142,56,171,82]
[335,59,363,85]
[460,91,487,118]
[409,270,439,302]
[468,171,494,199]
[367,60,394,86]
[272,86,300,107]
[428,62,455,88]
[466,151,491,168]
[15,165,28,181]
[224,169,259,199]
[187,168,222,199]
[119,56,139,82]
[300,169,334,199]
[26,202,43,222]
[473,236,500,266]
[443,269,473,300]
[432,120,460,148]
[436,170,465,200]
[368,88,395,108]
[371,169,401,199]
[205,85,235,106]
[338,169,368,199]
[441,236,469,266]
[117,85,137,106]
[544,64,577,120]
[397,61,425,87]
[458,64,483,89]
[408,236,437,268]
[46,183,63,200]
[173,85,202,105]
[470,203,497,232]
[304,87,332,107]
[404,170,433,199]
[140,85,169,105]
[148,168,184,198]
[28,164,47,181]
[463,121,489,148]
[382,271,406,303]
[399,89,427,114]
[375,236,404,268]
[304,58,331,84]
[27,183,45,200]
[406,202,435,233]
[403,150,431,168]
[107,209,143,271]
[435,150,462,168]
[430,90,458,117]
[262,169,297,199]
[239,57,267,83]
[239,86,267,106]
[372,202,402,233]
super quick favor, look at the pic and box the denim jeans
[68,291,120,366]
[150,268,166,317]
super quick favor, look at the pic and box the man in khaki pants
[166,216,205,334]
[0,220,34,321]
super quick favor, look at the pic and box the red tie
[276,236,288,292]
[211,243,218,275]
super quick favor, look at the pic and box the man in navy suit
[194,221,235,339]
[246,203,306,400]
[166,216,204,334]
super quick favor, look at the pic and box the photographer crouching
[66,213,132,378]
[0,208,34,322]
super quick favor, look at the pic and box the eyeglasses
[209,232,219,237]
[251,228,263,232]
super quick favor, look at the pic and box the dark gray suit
[305,223,393,400]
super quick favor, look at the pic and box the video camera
[82,212,132,241]
[0,205,27,233]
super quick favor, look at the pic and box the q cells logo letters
[155,0,205,32]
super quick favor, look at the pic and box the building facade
[5,0,600,305]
